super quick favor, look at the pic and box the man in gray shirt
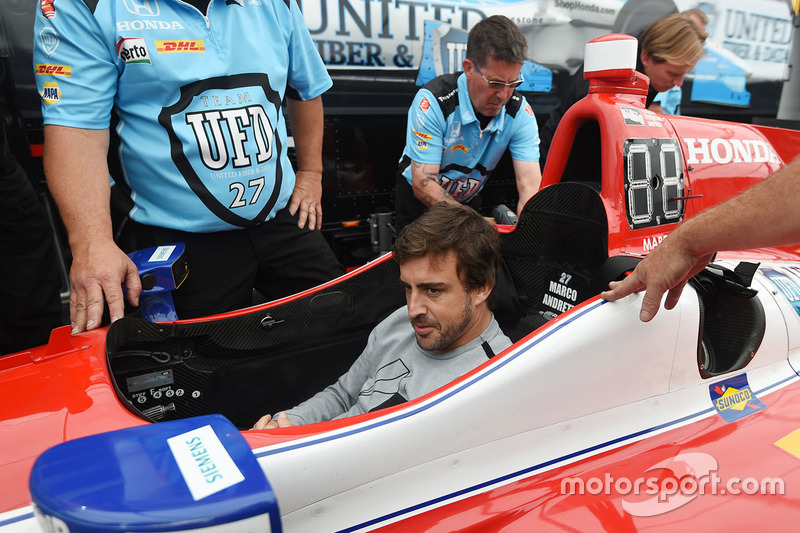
[253,203,511,428]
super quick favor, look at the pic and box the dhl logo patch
[709,374,766,423]
[35,64,71,77]
[156,40,205,53]
[412,129,431,140]
[41,81,61,104]
[450,144,468,153]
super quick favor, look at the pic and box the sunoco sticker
[709,374,766,423]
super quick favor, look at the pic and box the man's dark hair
[466,15,528,68]
[392,204,501,292]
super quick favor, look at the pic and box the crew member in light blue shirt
[33,0,343,331]
[395,15,542,230]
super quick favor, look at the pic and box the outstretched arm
[602,155,800,321]
[44,125,140,333]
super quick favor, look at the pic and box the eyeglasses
[472,62,524,89]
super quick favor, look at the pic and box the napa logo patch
[41,81,61,104]
[710,374,766,423]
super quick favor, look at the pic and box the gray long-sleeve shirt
[285,306,512,425]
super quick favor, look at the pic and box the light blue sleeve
[33,1,118,129]
[508,97,540,163]
[286,0,332,100]
[401,88,446,171]
[653,87,682,115]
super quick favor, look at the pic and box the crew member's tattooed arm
[410,160,459,207]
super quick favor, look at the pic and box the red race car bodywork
[3,34,800,533]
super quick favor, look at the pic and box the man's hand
[252,412,293,430]
[601,234,712,322]
[285,97,325,230]
[69,239,141,333]
[603,155,800,321]
[288,170,323,230]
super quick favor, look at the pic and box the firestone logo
[117,37,151,64]
[561,452,785,517]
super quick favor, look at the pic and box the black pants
[0,149,63,354]
[126,208,344,319]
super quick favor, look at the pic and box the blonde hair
[682,8,709,30]
[640,13,708,67]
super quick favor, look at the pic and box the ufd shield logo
[39,27,59,56]
[158,74,287,227]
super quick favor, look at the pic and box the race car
[2,35,800,532]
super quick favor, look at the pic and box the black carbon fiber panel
[500,182,608,317]
[107,258,405,427]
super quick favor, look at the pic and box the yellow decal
[412,129,432,140]
[41,81,61,104]
[35,64,71,76]
[715,386,752,411]
[775,427,800,460]
[450,144,468,153]
[156,40,206,53]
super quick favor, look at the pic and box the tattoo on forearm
[420,176,438,188]
[412,162,455,206]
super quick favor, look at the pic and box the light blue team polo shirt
[399,72,540,203]
[34,0,331,231]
